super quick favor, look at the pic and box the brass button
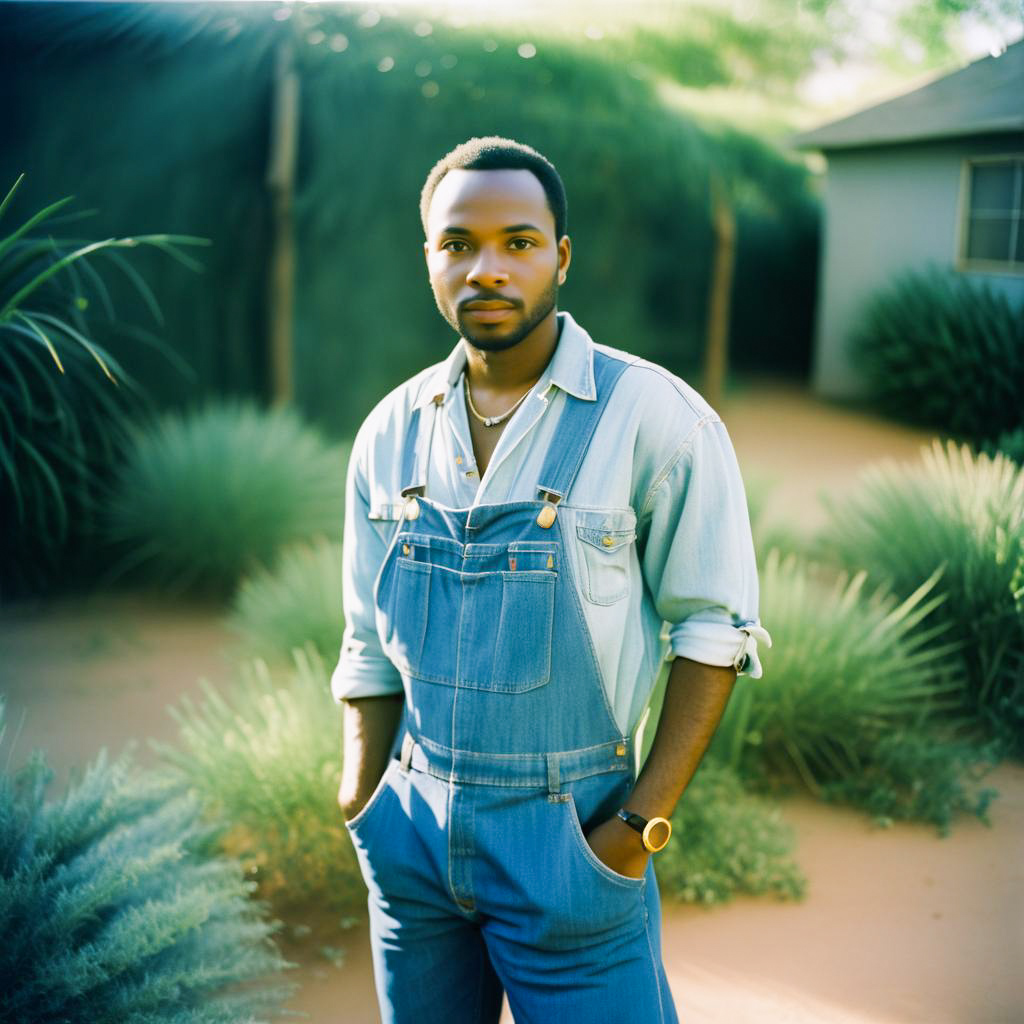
[601,535,614,547]
[402,543,411,556]
[615,743,626,756]
[405,498,420,520]
[536,504,556,529]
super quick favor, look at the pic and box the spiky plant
[0,700,295,1022]
[848,266,1024,443]
[228,536,344,665]
[709,548,1000,830]
[818,439,1024,757]
[154,648,362,915]
[102,401,348,598]
[0,173,208,597]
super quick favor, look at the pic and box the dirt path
[2,379,1020,1022]
[720,377,937,535]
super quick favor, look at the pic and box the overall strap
[535,351,631,502]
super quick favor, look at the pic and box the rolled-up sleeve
[639,415,772,678]
[329,426,404,704]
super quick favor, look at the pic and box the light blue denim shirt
[331,310,771,738]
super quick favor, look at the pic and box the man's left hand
[584,816,651,880]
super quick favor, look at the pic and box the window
[961,157,1023,271]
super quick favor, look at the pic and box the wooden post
[703,170,735,411]
[265,36,299,407]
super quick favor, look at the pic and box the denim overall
[344,351,679,1023]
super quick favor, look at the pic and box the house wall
[811,133,1024,399]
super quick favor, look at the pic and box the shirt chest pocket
[574,510,637,606]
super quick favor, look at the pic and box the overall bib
[344,351,679,1024]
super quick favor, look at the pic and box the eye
[508,237,536,250]
[441,239,470,253]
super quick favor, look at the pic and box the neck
[463,309,561,393]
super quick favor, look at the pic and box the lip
[464,307,516,323]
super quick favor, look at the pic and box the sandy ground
[2,379,1021,1023]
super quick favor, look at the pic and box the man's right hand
[339,693,405,824]
[338,772,383,823]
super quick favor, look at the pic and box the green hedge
[2,5,819,443]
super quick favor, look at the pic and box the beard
[435,272,559,353]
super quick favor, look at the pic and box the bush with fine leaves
[103,400,348,597]
[656,757,805,905]
[708,548,1000,831]
[155,648,362,915]
[848,266,1024,444]
[228,536,344,665]
[0,701,294,1023]
[818,439,1024,758]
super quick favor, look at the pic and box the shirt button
[601,535,614,547]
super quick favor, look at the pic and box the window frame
[955,153,1024,277]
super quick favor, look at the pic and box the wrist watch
[616,809,673,852]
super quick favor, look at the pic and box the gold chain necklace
[463,373,532,428]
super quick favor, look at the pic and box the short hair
[419,136,568,239]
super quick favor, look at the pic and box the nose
[466,247,509,290]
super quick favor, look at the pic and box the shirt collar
[415,310,596,410]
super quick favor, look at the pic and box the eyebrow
[439,223,545,236]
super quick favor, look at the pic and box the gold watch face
[642,817,672,853]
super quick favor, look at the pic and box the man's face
[424,168,571,352]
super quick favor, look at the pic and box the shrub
[848,266,1024,444]
[103,400,348,598]
[0,174,206,598]
[655,757,805,905]
[154,648,362,915]
[709,548,1001,831]
[0,700,294,1023]
[228,536,344,665]
[818,439,1024,758]
[820,726,1001,837]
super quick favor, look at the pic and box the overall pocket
[377,533,558,693]
[563,792,647,889]
[574,509,637,606]
[344,757,399,835]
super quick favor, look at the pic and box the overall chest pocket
[574,510,637,606]
[377,534,558,693]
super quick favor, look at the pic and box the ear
[557,234,572,286]
[423,239,430,268]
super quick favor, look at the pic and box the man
[332,136,771,1024]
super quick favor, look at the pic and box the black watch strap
[616,809,648,834]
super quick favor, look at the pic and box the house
[793,40,1024,399]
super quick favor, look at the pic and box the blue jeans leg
[366,891,504,1024]
[479,858,677,1024]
